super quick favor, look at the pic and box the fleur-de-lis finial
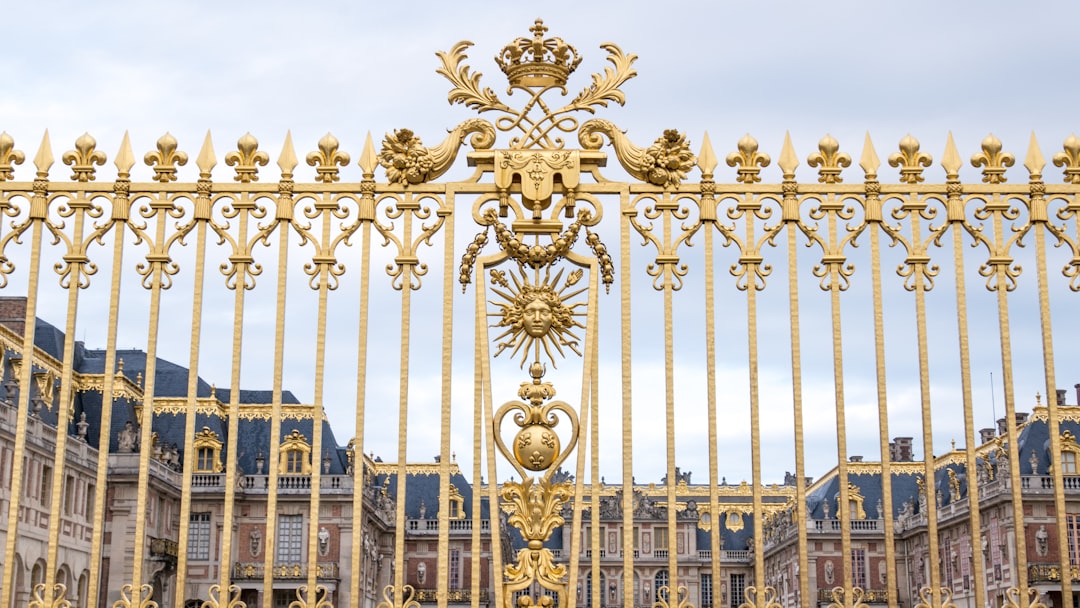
[1052,134,1080,184]
[306,132,351,183]
[970,133,1014,184]
[726,134,771,184]
[807,133,851,184]
[144,133,188,183]
[0,132,25,182]
[888,134,932,184]
[224,132,269,183]
[62,132,107,182]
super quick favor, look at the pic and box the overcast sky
[4,1,1080,485]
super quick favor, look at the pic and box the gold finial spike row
[196,131,217,178]
[278,130,298,176]
[115,131,135,177]
[0,131,26,182]
[807,133,850,184]
[859,132,879,176]
[698,131,717,176]
[358,131,377,176]
[306,132,350,183]
[941,132,962,179]
[971,133,1014,184]
[145,132,188,183]
[725,134,769,184]
[778,131,798,178]
[34,129,54,176]
[63,132,107,182]
[888,134,932,184]
[1024,131,1046,177]
[225,132,269,183]
[1053,134,1080,184]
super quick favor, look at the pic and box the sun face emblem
[489,265,586,368]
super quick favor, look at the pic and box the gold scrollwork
[112,584,159,608]
[827,586,869,608]
[654,585,694,608]
[374,585,420,608]
[738,585,780,608]
[201,584,245,608]
[28,583,72,608]
[1002,587,1046,608]
[913,586,958,608]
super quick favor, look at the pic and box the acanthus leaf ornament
[439,20,637,149]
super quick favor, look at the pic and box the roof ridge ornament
[438,18,637,149]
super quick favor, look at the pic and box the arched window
[654,570,669,604]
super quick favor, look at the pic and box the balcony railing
[811,519,881,532]
[236,475,353,494]
[1028,562,1080,583]
[653,549,668,559]
[414,589,490,603]
[233,562,339,580]
[817,589,889,603]
[405,519,491,533]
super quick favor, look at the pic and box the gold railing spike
[62,132,107,182]
[306,132,350,183]
[888,133,931,184]
[358,131,377,177]
[807,133,850,184]
[971,132,1014,184]
[115,131,135,177]
[1024,131,1046,177]
[941,132,962,180]
[225,132,269,183]
[725,133,770,184]
[278,130,298,177]
[1052,133,1080,184]
[0,131,25,181]
[196,130,217,178]
[698,131,717,176]
[859,131,879,177]
[778,131,798,178]
[144,132,188,183]
[34,129,54,176]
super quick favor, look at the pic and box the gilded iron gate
[1,20,1079,608]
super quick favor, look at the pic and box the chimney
[979,428,996,445]
[850,455,863,463]
[1015,412,1029,427]
[890,437,914,462]
[997,417,1008,436]
[1057,389,1068,406]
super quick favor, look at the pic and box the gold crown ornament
[495,19,582,88]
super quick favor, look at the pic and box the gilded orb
[513,425,560,472]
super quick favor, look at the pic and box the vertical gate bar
[216,184,257,607]
[587,263,601,608]
[860,144,898,608]
[784,190,810,608]
[822,193,854,599]
[261,201,292,608]
[173,184,211,608]
[87,147,133,608]
[906,190,943,605]
[475,265,506,608]
[471,260,485,608]
[619,188,634,608]
[304,186,338,608]
[436,191,455,608]
[741,190,765,599]
[988,193,1031,605]
[0,132,49,608]
[943,141,986,608]
[351,136,377,608]
[43,179,92,607]
[391,192,415,608]
[702,198,721,608]
[129,175,181,608]
[1027,135,1073,608]
[661,190,679,600]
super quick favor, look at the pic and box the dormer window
[192,428,223,473]
[279,430,312,475]
[1059,431,1080,475]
